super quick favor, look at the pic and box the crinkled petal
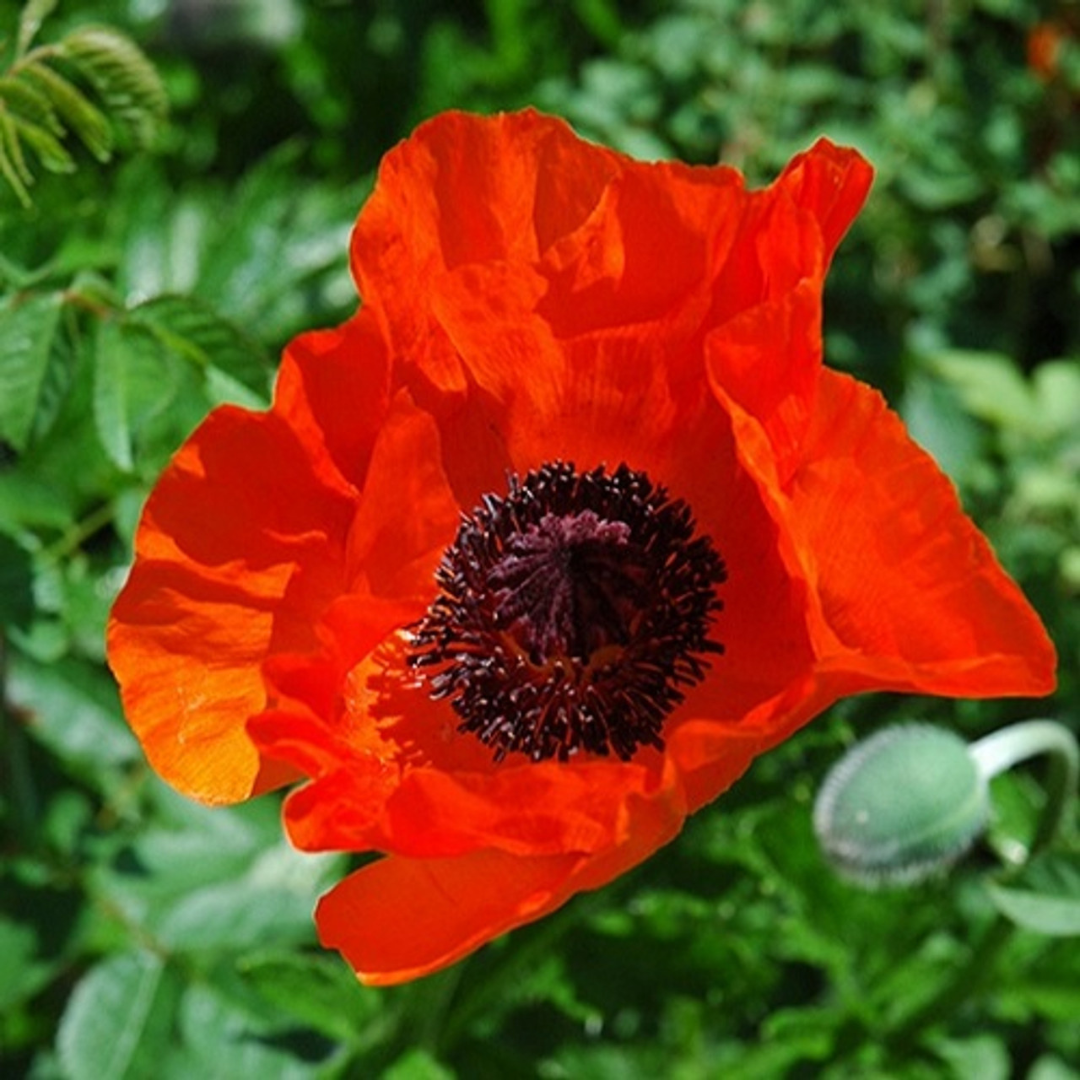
[318,850,585,986]
[317,764,685,985]
[345,388,463,598]
[273,311,391,496]
[108,406,356,803]
[786,370,1057,694]
[706,143,872,480]
[380,756,666,858]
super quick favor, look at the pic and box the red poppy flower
[1028,20,1067,81]
[107,109,1056,986]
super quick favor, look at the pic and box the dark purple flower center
[408,462,726,763]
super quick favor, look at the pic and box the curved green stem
[969,719,1078,855]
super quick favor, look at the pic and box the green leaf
[169,979,324,1080]
[239,952,380,1045]
[985,853,1080,936]
[0,469,75,534]
[384,1049,457,1080]
[0,290,62,450]
[92,317,178,471]
[6,651,139,789]
[929,350,1036,433]
[57,26,168,148]
[901,372,983,482]
[94,795,343,954]
[56,950,182,1080]
[0,915,52,1012]
[0,533,34,629]
[1032,360,1080,439]
[129,294,272,399]
[932,1033,1011,1080]
[1028,1054,1080,1080]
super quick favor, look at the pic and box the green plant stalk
[969,719,1079,854]
[876,719,1078,1053]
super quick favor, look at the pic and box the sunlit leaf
[129,293,272,398]
[56,950,182,1080]
[6,651,139,788]
[929,350,1036,432]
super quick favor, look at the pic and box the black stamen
[407,462,726,763]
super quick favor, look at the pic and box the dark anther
[407,462,726,763]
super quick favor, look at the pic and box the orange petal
[380,757,664,858]
[706,141,873,480]
[272,311,392,495]
[344,389,463,599]
[786,370,1057,696]
[773,138,875,260]
[352,109,620,395]
[107,406,355,803]
[317,849,586,986]
[317,767,685,985]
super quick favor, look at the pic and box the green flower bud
[814,724,990,887]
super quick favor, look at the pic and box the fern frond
[0,72,61,132]
[0,2,167,205]
[12,111,74,173]
[22,60,112,162]
[57,26,168,149]
[0,108,34,206]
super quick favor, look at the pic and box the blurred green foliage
[1,0,1078,1077]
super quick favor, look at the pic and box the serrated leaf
[0,290,62,450]
[129,294,272,398]
[92,317,178,470]
[16,0,59,59]
[23,61,113,162]
[58,26,167,148]
[27,304,78,443]
[56,950,182,1080]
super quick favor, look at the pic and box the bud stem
[969,719,1078,855]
